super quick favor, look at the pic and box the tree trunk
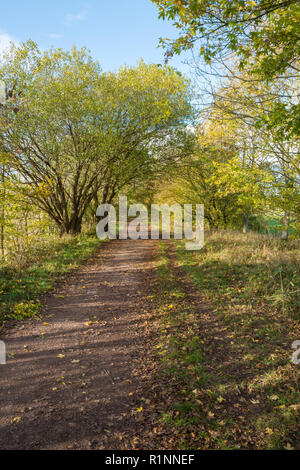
[1,165,6,262]
[69,218,82,235]
[57,215,83,236]
[0,223,4,261]
[243,213,249,234]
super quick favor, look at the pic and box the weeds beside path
[0,234,103,327]
[0,239,157,450]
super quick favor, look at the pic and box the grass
[153,242,210,449]
[177,230,300,321]
[0,232,103,325]
[152,231,300,449]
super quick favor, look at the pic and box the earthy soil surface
[0,239,157,450]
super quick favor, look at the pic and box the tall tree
[0,42,193,234]
[152,0,300,137]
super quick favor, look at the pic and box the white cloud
[0,33,18,56]
[66,10,88,23]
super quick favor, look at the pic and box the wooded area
[0,3,299,265]
[0,0,299,452]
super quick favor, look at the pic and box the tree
[155,121,251,230]
[152,1,300,137]
[209,72,300,234]
[151,0,300,79]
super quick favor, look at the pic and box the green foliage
[0,42,193,235]
[151,0,300,80]
[155,119,275,230]
[153,234,299,449]
[152,0,300,138]
[0,233,102,324]
[157,75,300,234]
[211,74,299,230]
[173,231,300,448]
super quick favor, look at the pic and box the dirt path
[0,239,157,450]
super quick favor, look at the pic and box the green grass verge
[153,232,299,449]
[0,233,103,325]
[154,241,210,450]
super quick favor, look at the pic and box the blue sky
[0,0,191,75]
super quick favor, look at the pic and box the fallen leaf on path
[284,443,294,450]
